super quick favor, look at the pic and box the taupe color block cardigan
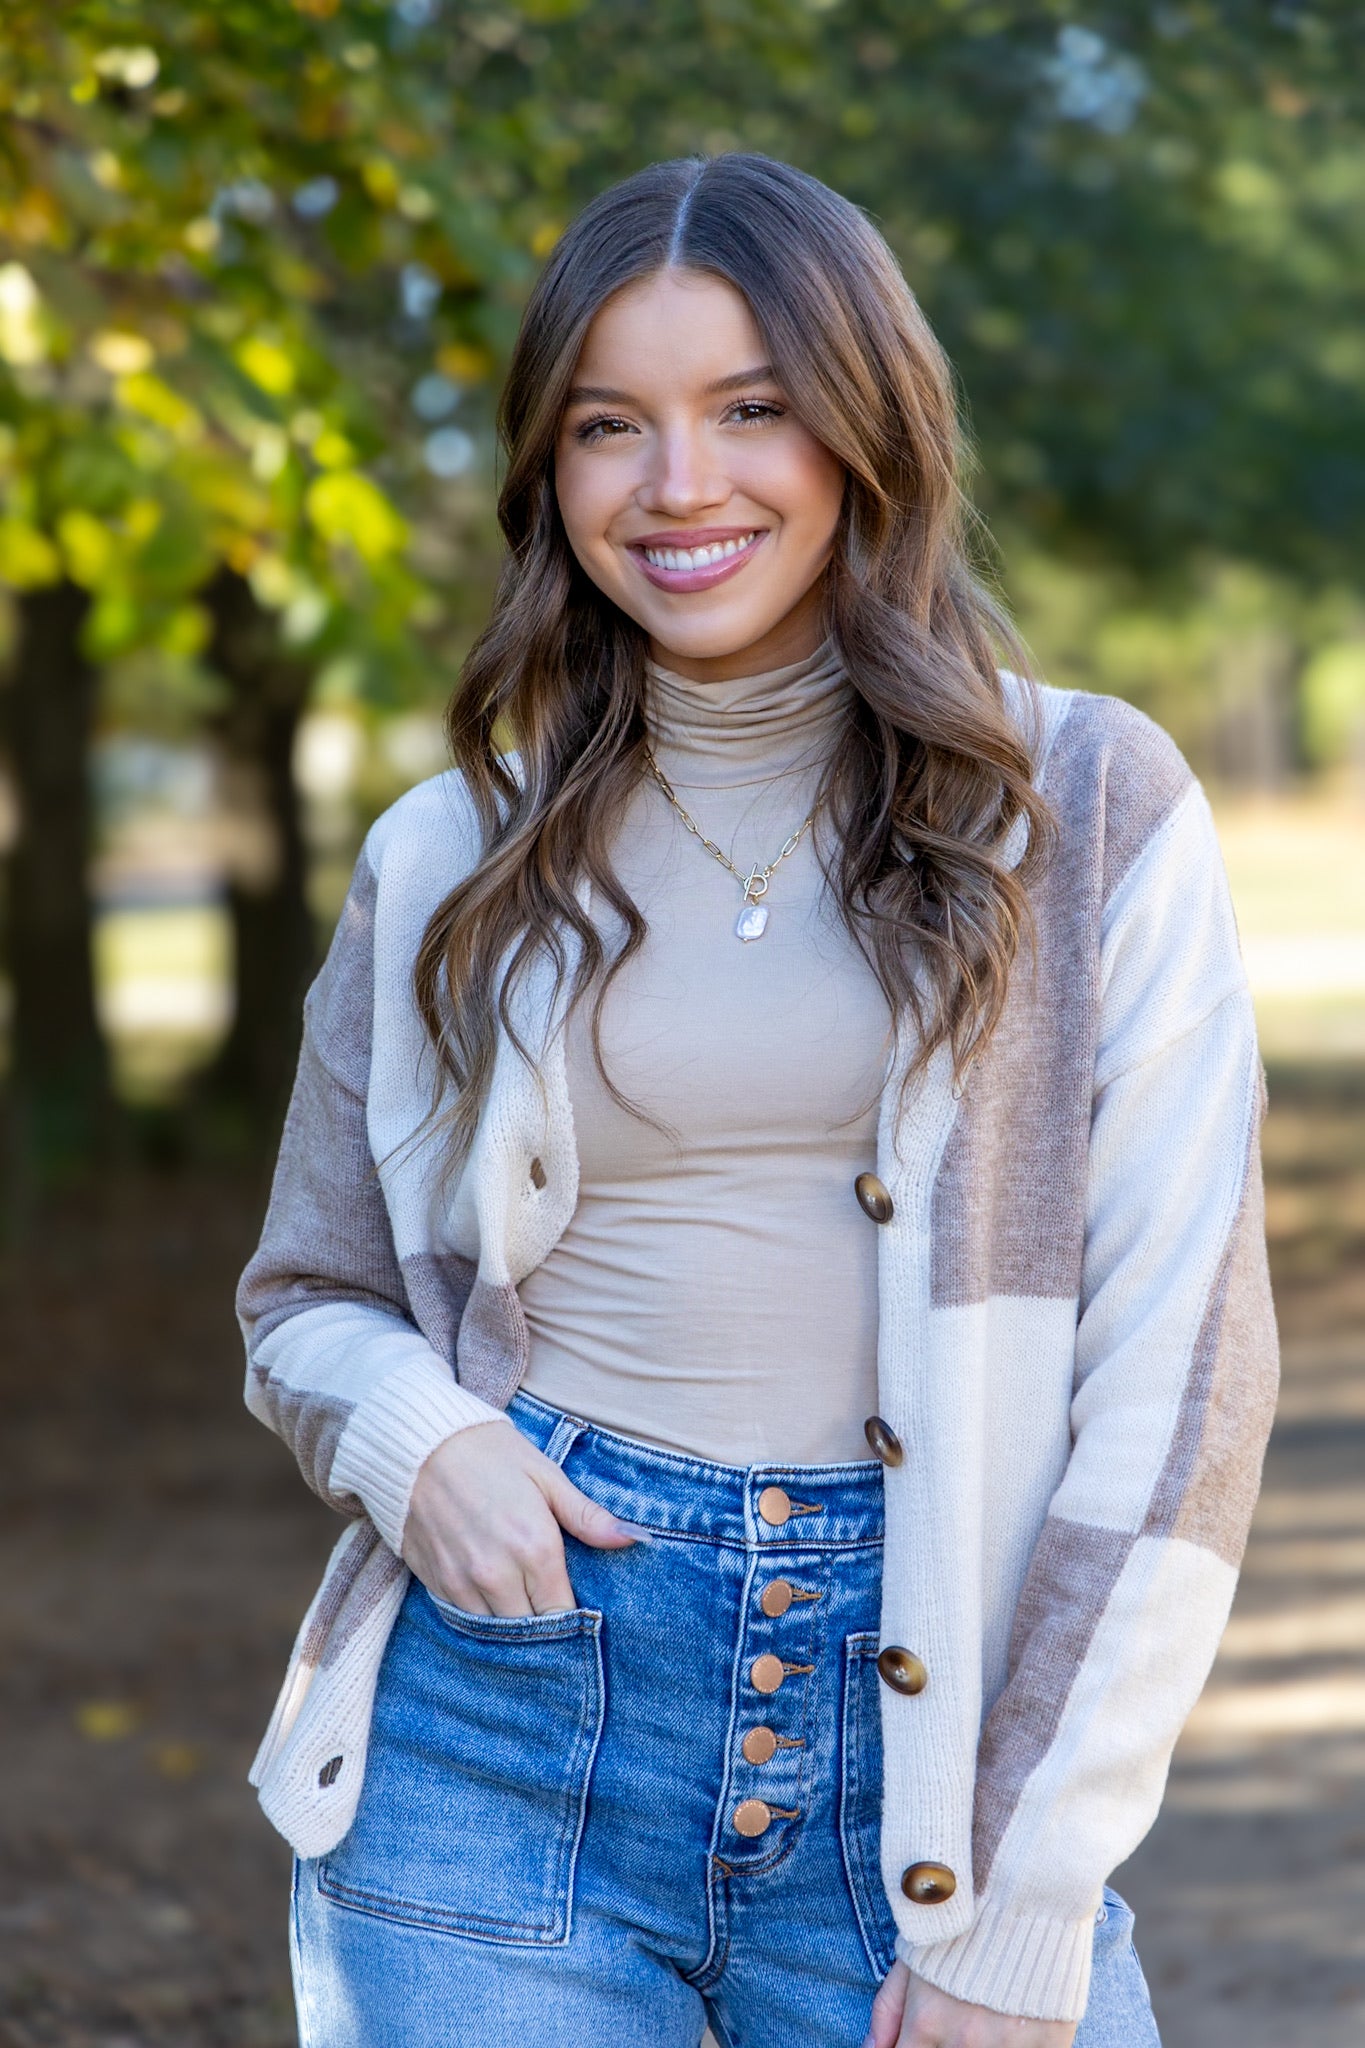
[237,679,1279,2022]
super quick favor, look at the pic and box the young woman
[238,153,1278,2048]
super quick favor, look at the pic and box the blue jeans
[292,1390,1160,2046]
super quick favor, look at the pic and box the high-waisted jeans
[291,1390,1161,2046]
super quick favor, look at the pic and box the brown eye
[573,414,634,444]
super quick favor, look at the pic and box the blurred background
[0,4,1362,2044]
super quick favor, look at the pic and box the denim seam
[703,2001,739,2048]
[428,1596,602,1641]
[691,1543,761,1989]
[558,1612,608,1947]
[290,1857,320,2048]
[315,1874,570,1943]
[583,1524,883,1554]
[510,1390,884,1488]
[839,1631,899,1980]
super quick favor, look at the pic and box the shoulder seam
[1096,978,1253,1094]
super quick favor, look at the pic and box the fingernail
[861,2035,876,2048]
[612,1518,653,1543]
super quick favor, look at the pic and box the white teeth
[641,530,759,572]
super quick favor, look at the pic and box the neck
[644,636,852,789]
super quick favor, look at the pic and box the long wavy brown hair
[413,151,1055,1164]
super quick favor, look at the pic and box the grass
[1211,794,1365,1060]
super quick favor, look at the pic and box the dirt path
[1117,1066,1365,2045]
[0,1063,1360,2046]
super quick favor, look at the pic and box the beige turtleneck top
[518,639,893,1465]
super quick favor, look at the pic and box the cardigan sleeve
[236,832,511,1558]
[901,776,1279,2021]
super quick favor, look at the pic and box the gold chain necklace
[642,746,816,943]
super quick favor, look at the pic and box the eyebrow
[563,364,779,407]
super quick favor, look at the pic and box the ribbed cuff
[329,1354,512,1556]
[898,1896,1098,2024]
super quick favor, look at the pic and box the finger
[866,1958,911,2048]
[543,1468,645,1549]
[470,1563,538,1617]
[425,1576,491,1616]
[518,1522,577,1613]
[524,1545,578,1615]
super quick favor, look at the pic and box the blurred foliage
[0,2,1362,706]
[0,5,1363,1173]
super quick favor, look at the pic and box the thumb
[543,1468,645,1549]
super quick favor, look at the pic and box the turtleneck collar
[643,636,852,789]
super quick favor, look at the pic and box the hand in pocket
[403,1421,643,1616]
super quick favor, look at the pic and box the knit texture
[236,680,1278,2022]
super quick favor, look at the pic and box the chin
[649,625,767,661]
[639,602,781,658]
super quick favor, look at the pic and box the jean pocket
[317,1584,605,1945]
[838,1630,899,1980]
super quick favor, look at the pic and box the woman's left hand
[867,1960,1078,2048]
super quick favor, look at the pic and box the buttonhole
[529,1156,547,1190]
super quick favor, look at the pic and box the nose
[638,420,728,520]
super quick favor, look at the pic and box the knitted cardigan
[237,680,1278,2024]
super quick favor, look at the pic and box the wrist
[330,1357,512,1555]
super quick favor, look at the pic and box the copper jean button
[760,1579,794,1618]
[750,1653,786,1695]
[757,1486,792,1526]
[901,1862,956,1904]
[864,1415,903,1466]
[854,1171,894,1223]
[877,1646,928,1695]
[733,1798,773,1838]
[742,1726,778,1765]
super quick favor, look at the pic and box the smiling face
[553,269,847,684]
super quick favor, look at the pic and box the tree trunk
[199,568,316,1149]
[1,580,116,1191]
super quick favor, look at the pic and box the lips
[628,527,769,594]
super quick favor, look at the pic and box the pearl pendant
[735,902,770,942]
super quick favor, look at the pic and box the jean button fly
[750,1653,786,1695]
[742,1725,778,1765]
[733,1799,773,1838]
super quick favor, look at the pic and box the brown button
[901,1861,956,1904]
[864,1415,904,1466]
[742,1725,778,1765]
[757,1486,792,1526]
[760,1579,794,1618]
[854,1171,894,1224]
[877,1646,928,1696]
[750,1653,786,1695]
[317,1755,344,1788]
[529,1156,547,1190]
[733,1798,773,1838]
